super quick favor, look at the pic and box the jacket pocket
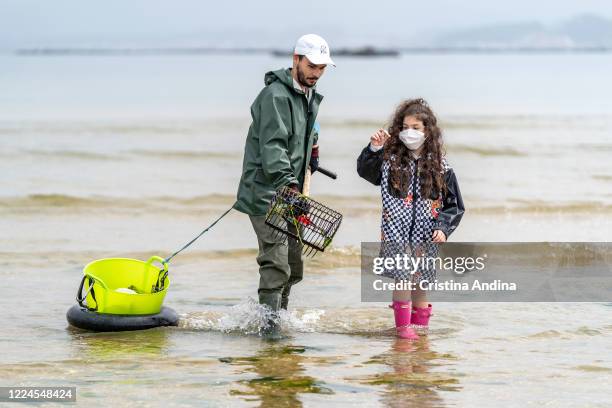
[288,133,303,160]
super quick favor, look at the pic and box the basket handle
[76,275,99,311]
[145,256,168,273]
[145,256,169,292]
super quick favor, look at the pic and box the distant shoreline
[13,46,612,57]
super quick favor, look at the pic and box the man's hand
[310,144,319,173]
[283,185,310,218]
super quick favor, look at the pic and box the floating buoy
[66,304,178,332]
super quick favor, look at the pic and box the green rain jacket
[233,68,323,215]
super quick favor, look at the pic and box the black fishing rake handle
[314,165,337,180]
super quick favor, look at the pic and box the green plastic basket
[76,256,169,315]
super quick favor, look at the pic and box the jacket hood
[264,68,293,88]
[264,68,316,95]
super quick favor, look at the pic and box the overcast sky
[2,0,612,49]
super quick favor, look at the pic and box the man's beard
[296,66,316,88]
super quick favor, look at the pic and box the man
[233,34,335,331]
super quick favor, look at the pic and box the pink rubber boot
[389,301,419,340]
[411,304,433,327]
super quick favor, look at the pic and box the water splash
[179,298,325,336]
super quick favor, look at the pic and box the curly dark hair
[382,98,446,199]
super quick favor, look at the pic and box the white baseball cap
[294,34,336,67]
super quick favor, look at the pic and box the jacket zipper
[301,91,315,181]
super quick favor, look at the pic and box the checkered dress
[379,155,451,282]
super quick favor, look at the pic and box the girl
[357,98,465,340]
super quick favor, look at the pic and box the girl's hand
[432,230,447,242]
[370,128,390,148]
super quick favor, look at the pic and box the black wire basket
[265,186,343,256]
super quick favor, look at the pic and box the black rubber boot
[258,291,283,340]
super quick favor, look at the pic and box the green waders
[248,215,304,312]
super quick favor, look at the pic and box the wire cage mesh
[265,186,343,256]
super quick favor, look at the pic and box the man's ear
[292,54,301,67]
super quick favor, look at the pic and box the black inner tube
[66,304,179,332]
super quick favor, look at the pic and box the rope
[164,206,234,263]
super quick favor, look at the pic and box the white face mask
[398,128,426,150]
